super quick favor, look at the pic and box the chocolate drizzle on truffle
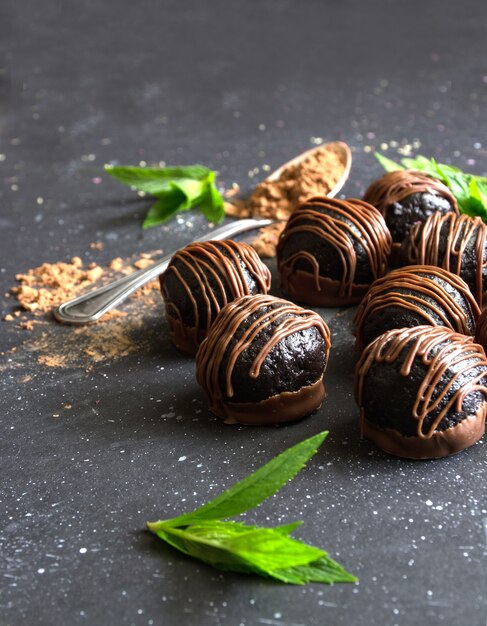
[160,240,271,355]
[475,308,487,354]
[354,265,480,352]
[363,170,457,212]
[355,325,487,459]
[195,294,331,424]
[363,170,458,263]
[401,212,487,308]
[276,197,392,306]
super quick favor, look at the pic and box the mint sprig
[147,431,357,585]
[104,163,225,228]
[374,152,487,221]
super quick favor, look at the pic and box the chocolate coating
[400,212,487,308]
[363,170,458,264]
[160,240,271,355]
[276,196,392,306]
[475,308,487,354]
[195,294,331,424]
[354,265,480,352]
[355,325,487,459]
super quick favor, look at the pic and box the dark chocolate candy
[354,265,480,352]
[276,196,391,306]
[400,212,487,308]
[363,170,458,264]
[355,325,487,459]
[195,294,331,425]
[160,239,271,355]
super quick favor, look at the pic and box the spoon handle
[53,217,273,324]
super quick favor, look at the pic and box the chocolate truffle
[354,265,480,352]
[355,325,487,459]
[276,197,392,306]
[400,212,487,308]
[363,170,458,264]
[195,294,331,425]
[160,240,271,355]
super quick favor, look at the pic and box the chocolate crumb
[5,250,166,369]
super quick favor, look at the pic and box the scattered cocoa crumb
[37,354,70,368]
[250,223,286,258]
[12,260,105,314]
[134,258,154,270]
[224,183,241,198]
[5,249,166,369]
[64,404,72,409]
[109,257,124,272]
[224,199,249,218]
[18,320,35,330]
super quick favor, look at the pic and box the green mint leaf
[269,556,358,585]
[374,152,404,172]
[459,180,487,219]
[147,432,357,585]
[151,521,355,584]
[226,528,324,570]
[400,155,440,177]
[104,164,211,194]
[148,431,328,529]
[153,523,324,573]
[141,188,189,229]
[104,163,225,226]
[198,178,225,224]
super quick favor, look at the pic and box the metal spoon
[54,141,351,324]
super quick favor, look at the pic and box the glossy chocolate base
[210,378,325,425]
[360,405,486,459]
[166,314,206,356]
[280,269,369,307]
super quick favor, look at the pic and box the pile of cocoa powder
[225,142,349,257]
[3,251,165,368]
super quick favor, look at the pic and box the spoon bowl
[267,140,351,195]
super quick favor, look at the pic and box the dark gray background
[1,1,487,625]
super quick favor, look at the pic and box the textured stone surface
[1,1,486,625]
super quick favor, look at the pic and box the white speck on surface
[37,568,45,574]
[79,547,87,554]
[178,456,187,462]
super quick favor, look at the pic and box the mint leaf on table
[151,431,328,528]
[103,163,225,228]
[103,164,211,194]
[147,431,357,585]
[374,152,487,222]
[270,556,358,585]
